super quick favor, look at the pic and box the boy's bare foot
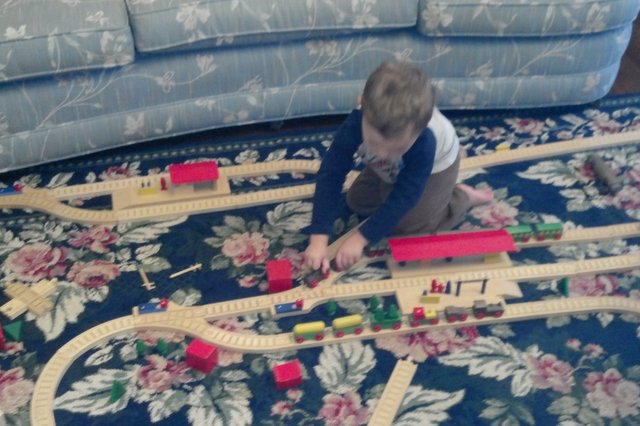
[457,183,494,206]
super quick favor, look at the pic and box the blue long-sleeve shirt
[308,109,436,244]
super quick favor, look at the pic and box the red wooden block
[267,259,293,293]
[186,339,218,374]
[273,359,302,390]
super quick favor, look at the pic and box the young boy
[304,61,492,273]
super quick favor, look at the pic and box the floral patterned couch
[0,0,638,172]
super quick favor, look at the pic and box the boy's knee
[346,189,379,216]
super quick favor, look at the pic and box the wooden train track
[31,295,640,426]
[30,252,640,426]
[1,130,639,225]
[368,358,417,426]
[26,129,640,424]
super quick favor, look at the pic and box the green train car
[370,304,402,332]
[505,223,563,242]
[534,223,563,240]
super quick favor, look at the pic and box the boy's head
[361,61,435,141]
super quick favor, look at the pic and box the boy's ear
[356,95,362,108]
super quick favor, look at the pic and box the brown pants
[346,154,471,236]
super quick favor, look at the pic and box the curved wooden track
[1,130,638,224]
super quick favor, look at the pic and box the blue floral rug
[0,94,639,426]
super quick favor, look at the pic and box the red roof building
[388,229,517,262]
[169,161,219,185]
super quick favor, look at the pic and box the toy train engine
[292,321,326,343]
[332,314,364,338]
[471,300,504,319]
[301,268,329,288]
[410,307,439,327]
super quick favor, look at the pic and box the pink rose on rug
[238,275,260,288]
[318,391,368,426]
[4,243,68,281]
[68,226,119,253]
[135,330,185,346]
[270,389,304,417]
[505,118,546,136]
[626,164,640,182]
[568,275,618,297]
[0,367,35,414]
[470,200,518,228]
[525,353,575,394]
[584,344,605,358]
[287,388,303,403]
[67,260,121,288]
[588,113,624,134]
[271,400,293,417]
[376,327,479,362]
[613,186,640,210]
[565,338,581,350]
[0,341,24,356]
[137,355,192,393]
[583,369,640,418]
[221,232,270,267]
[99,165,140,180]
[480,126,506,142]
[210,318,257,366]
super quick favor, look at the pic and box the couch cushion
[125,0,419,53]
[0,0,135,82]
[418,0,640,37]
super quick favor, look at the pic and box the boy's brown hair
[361,61,435,139]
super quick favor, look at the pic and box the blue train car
[0,185,21,196]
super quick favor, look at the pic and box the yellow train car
[332,314,364,338]
[293,321,326,343]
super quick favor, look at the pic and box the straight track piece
[368,359,418,426]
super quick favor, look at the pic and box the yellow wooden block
[420,295,441,304]
[137,187,158,196]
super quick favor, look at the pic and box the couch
[1,0,638,173]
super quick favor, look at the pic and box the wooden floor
[610,15,640,95]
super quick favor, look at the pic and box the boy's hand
[335,231,369,271]
[304,234,330,273]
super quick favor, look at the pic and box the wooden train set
[0,130,636,425]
